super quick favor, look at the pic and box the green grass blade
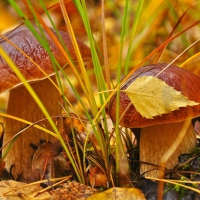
[124,0,144,74]
[115,0,130,186]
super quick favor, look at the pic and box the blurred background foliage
[2,0,200,71]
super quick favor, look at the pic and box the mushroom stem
[140,121,197,177]
[3,76,63,180]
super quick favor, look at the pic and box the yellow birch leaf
[124,76,199,119]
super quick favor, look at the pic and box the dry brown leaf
[0,180,50,199]
[88,166,108,188]
[31,141,65,181]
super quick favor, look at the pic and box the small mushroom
[109,63,200,177]
[0,26,91,180]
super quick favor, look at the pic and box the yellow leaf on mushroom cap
[109,64,200,128]
[124,76,199,119]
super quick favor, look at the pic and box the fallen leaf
[88,166,108,188]
[31,141,63,181]
[0,180,50,199]
[124,76,199,119]
[87,187,145,200]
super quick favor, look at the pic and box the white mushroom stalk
[5,76,61,180]
[140,121,196,177]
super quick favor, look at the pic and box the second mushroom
[109,63,200,177]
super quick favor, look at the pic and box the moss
[164,177,190,199]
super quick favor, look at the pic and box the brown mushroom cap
[109,63,200,128]
[0,26,91,93]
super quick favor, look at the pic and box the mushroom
[109,63,200,177]
[0,26,91,180]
